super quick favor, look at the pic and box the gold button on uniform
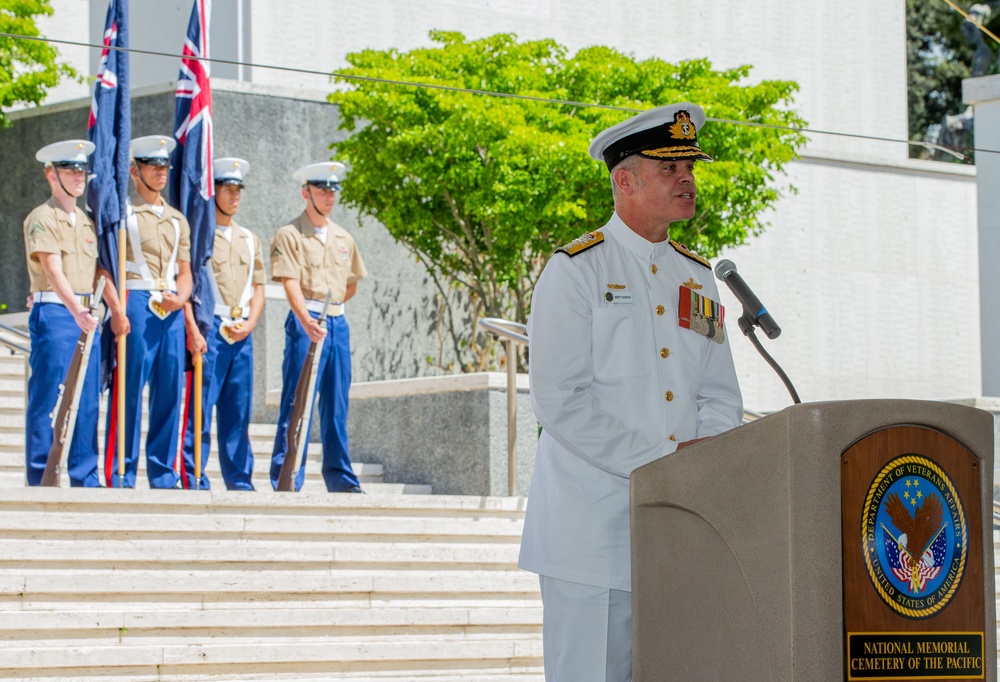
[665,391,674,402]
[656,305,665,316]
[660,348,670,359]
[669,435,676,442]
[651,264,658,275]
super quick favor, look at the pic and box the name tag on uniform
[604,283,632,305]
[678,285,725,344]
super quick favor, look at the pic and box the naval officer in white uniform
[518,103,744,681]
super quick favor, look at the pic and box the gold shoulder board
[669,240,710,268]
[556,231,604,258]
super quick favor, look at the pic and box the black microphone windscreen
[714,259,736,280]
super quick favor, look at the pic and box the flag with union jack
[87,0,130,389]
[169,0,215,336]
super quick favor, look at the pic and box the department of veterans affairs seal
[861,454,968,619]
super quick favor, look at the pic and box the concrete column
[965,75,1000,397]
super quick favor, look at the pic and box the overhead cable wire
[0,30,991,159]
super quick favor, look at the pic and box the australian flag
[87,0,129,388]
[169,0,215,336]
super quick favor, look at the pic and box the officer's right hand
[72,305,98,334]
[303,317,327,343]
[186,328,208,356]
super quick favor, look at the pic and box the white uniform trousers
[539,575,632,682]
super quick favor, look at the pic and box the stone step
[0,605,542,642]
[0,356,26,377]
[0,605,542,633]
[0,569,538,599]
[0,638,543,676]
[0,672,540,682]
[0,378,24,396]
[0,509,524,538]
[0,469,430,494]
[0,539,520,566]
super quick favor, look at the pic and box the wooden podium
[630,400,996,681]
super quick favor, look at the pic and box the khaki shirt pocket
[305,246,324,268]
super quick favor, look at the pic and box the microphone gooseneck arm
[716,259,801,405]
[742,323,801,405]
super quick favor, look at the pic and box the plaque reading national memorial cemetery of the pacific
[841,425,985,681]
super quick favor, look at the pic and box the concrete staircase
[0,488,542,681]
[0,352,543,680]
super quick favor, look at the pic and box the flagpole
[117,216,126,488]
[193,351,202,488]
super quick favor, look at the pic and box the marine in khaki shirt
[267,161,367,494]
[180,157,265,491]
[105,135,193,490]
[24,197,98,296]
[23,140,128,488]
[211,227,266,310]
[125,191,192,290]
[269,212,367,305]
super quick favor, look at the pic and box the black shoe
[342,485,365,494]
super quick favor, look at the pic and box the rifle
[276,290,332,492]
[41,277,107,487]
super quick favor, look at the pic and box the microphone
[714,259,781,339]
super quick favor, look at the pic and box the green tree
[906,0,1000,158]
[330,31,805,372]
[0,0,76,127]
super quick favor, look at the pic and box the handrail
[0,322,30,357]
[0,319,31,408]
[0,337,30,356]
[480,317,528,496]
[0,322,29,342]
[480,318,527,345]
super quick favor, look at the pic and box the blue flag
[169,0,215,337]
[87,0,129,389]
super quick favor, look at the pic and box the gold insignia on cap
[76,143,84,150]
[668,111,697,140]
[158,138,167,146]
[682,277,703,290]
[607,283,626,290]
[232,161,240,168]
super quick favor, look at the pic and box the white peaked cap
[214,157,250,186]
[293,161,347,189]
[130,135,176,163]
[36,140,95,169]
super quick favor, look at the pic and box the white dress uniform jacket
[518,212,743,591]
